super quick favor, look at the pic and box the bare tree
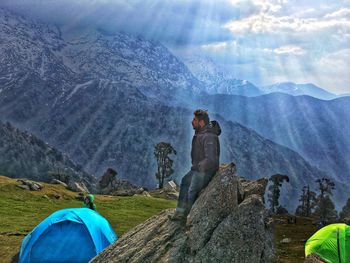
[154,142,176,189]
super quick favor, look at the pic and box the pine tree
[339,198,350,221]
[314,178,337,222]
[295,185,317,217]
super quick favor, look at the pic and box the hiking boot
[168,211,186,222]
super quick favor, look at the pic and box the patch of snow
[66,80,94,99]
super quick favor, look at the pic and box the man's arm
[197,134,219,173]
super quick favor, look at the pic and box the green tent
[305,223,350,263]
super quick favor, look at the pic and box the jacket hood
[197,120,221,136]
[87,194,95,202]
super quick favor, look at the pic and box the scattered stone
[17,184,30,191]
[50,179,68,188]
[141,191,151,197]
[274,218,285,224]
[16,179,44,191]
[280,238,292,244]
[91,163,275,263]
[67,181,89,193]
[164,180,178,192]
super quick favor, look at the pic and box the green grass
[274,214,319,263]
[0,176,176,263]
[0,175,323,263]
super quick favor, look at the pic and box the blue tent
[19,208,118,263]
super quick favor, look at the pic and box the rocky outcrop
[149,180,180,200]
[99,168,118,189]
[50,179,68,188]
[98,168,143,196]
[16,179,44,191]
[67,181,89,193]
[91,163,275,263]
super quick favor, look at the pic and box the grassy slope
[0,176,176,263]
[274,215,319,263]
[0,175,324,263]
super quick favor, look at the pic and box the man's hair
[194,109,209,125]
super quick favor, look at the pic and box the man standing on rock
[171,109,221,221]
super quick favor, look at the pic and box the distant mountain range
[182,55,343,100]
[0,8,349,210]
[181,55,264,97]
[260,82,338,100]
[197,93,350,185]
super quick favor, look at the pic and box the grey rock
[50,179,68,188]
[99,168,117,189]
[164,180,179,192]
[280,238,292,244]
[91,163,275,263]
[17,184,30,191]
[67,181,89,193]
[16,179,44,191]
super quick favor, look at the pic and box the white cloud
[313,49,350,94]
[201,42,229,50]
[224,13,350,34]
[266,45,305,55]
[324,8,350,18]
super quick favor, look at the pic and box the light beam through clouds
[0,0,349,93]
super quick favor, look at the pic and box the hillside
[197,93,350,185]
[0,175,176,263]
[0,121,94,186]
[0,8,346,211]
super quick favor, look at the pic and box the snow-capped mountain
[1,8,348,209]
[261,82,337,100]
[180,55,264,96]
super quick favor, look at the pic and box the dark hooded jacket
[191,120,221,173]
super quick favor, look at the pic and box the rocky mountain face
[91,163,275,263]
[0,121,95,189]
[0,8,347,210]
[181,55,264,96]
[261,82,338,100]
[197,93,350,187]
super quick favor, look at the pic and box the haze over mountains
[0,8,349,210]
[197,93,350,184]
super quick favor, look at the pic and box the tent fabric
[19,208,118,263]
[305,223,350,263]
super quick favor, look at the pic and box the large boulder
[91,162,275,263]
[99,168,118,189]
[98,168,143,196]
[67,181,89,193]
[16,179,44,191]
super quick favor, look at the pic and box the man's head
[192,109,209,130]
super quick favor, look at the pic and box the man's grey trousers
[176,170,215,214]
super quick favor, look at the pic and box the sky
[1,0,349,94]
